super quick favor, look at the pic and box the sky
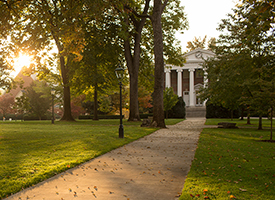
[177,0,237,52]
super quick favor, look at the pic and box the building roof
[165,48,215,71]
[4,69,35,98]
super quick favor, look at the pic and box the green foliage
[206,103,240,119]
[138,86,153,113]
[202,0,275,124]
[0,95,15,118]
[25,82,51,120]
[0,56,13,90]
[163,87,178,118]
[14,92,30,117]
[168,97,186,119]
[98,95,112,114]
[186,36,216,52]
[180,125,275,200]
[161,0,188,65]
[78,115,124,120]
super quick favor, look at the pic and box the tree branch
[124,1,151,20]
[161,0,169,14]
[1,0,20,18]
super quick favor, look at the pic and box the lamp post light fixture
[115,66,125,138]
[51,89,55,124]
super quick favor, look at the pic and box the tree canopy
[186,36,216,51]
[0,0,188,126]
[202,0,275,133]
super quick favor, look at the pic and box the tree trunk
[128,69,140,121]
[246,109,251,125]
[123,1,150,122]
[124,34,140,121]
[258,114,262,130]
[53,32,74,122]
[93,82,99,120]
[125,34,140,121]
[240,107,244,120]
[151,0,166,128]
[59,55,75,121]
[270,107,273,141]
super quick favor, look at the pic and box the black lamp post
[51,89,55,124]
[115,66,124,138]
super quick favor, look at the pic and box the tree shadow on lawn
[0,122,155,198]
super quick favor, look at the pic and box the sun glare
[13,53,32,76]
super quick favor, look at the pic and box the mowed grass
[0,118,183,199]
[205,118,273,128]
[180,118,275,200]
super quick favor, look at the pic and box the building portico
[164,48,215,107]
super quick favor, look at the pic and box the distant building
[164,48,215,118]
[164,48,215,107]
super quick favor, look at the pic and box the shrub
[206,103,239,118]
[168,97,186,118]
[78,115,124,120]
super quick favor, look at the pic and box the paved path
[6,118,206,200]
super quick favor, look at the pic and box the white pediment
[184,48,215,63]
[165,48,215,71]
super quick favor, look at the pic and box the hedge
[78,115,124,120]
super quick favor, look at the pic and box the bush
[168,97,186,118]
[78,115,124,120]
[206,103,240,118]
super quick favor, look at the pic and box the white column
[177,69,183,97]
[165,68,171,88]
[203,69,208,106]
[203,69,208,88]
[189,68,195,106]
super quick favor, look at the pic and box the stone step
[186,106,206,118]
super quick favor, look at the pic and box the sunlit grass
[0,118,183,199]
[180,120,275,200]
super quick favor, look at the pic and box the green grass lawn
[205,118,273,128]
[180,118,275,200]
[0,118,183,199]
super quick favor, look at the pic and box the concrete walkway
[6,118,206,200]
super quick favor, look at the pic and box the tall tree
[0,0,105,121]
[0,0,19,90]
[114,0,187,122]
[71,10,122,120]
[14,91,30,120]
[202,0,275,134]
[149,0,168,128]
[122,0,150,122]
[25,81,51,120]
